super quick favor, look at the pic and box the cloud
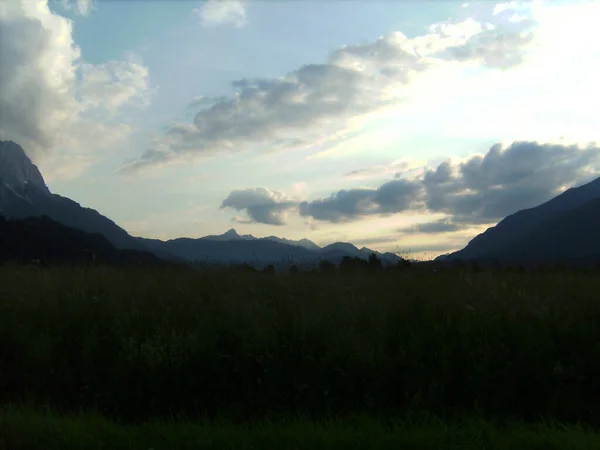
[298,141,600,225]
[344,161,409,180]
[220,187,298,225]
[61,0,94,16]
[79,57,152,116]
[0,1,152,178]
[0,0,81,155]
[493,2,517,16]
[351,236,402,247]
[298,179,423,223]
[442,23,535,69]
[194,0,247,28]
[42,122,134,181]
[400,218,466,234]
[215,141,600,230]
[422,141,600,224]
[187,95,228,109]
[130,4,537,169]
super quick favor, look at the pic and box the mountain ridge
[192,227,321,250]
[8,139,598,269]
[438,175,600,265]
[1,140,403,267]
[0,214,180,268]
[136,231,402,267]
[481,197,600,265]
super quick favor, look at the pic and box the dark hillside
[0,215,179,268]
[445,176,600,261]
[481,197,600,266]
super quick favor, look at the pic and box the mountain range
[3,139,600,269]
[0,140,402,267]
[136,231,402,267]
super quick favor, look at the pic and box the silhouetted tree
[340,256,367,273]
[319,259,336,274]
[368,253,383,272]
[392,258,412,271]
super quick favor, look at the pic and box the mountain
[261,235,321,251]
[198,228,255,242]
[1,140,401,268]
[323,242,360,254]
[0,214,179,268]
[477,197,600,265]
[192,228,321,250]
[0,141,50,195]
[0,140,149,252]
[439,176,600,266]
[137,232,402,268]
[137,237,315,265]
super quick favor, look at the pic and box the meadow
[2,262,600,447]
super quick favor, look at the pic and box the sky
[1,0,600,259]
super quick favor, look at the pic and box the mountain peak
[0,141,50,195]
[323,242,359,253]
[223,228,240,237]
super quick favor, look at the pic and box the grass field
[3,405,600,450]
[1,263,600,446]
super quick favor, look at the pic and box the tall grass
[3,405,600,450]
[1,264,600,424]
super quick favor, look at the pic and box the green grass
[2,264,600,425]
[2,405,600,450]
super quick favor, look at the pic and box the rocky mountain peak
[0,140,50,195]
[223,228,240,238]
